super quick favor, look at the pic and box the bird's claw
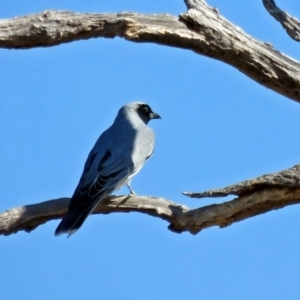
[126,184,136,196]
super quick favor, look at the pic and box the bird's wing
[55,148,133,236]
[70,149,133,211]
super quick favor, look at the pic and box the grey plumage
[55,102,160,236]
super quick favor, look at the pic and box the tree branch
[2,1,300,237]
[2,164,300,236]
[263,0,300,42]
[183,163,300,197]
[0,195,189,236]
[0,3,300,102]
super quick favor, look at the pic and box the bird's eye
[143,106,149,113]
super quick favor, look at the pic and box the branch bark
[0,2,300,102]
[183,163,300,197]
[2,163,300,236]
[2,0,300,237]
[263,0,300,42]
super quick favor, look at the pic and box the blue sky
[1,1,300,299]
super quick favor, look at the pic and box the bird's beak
[150,112,161,119]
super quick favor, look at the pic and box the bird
[55,102,161,237]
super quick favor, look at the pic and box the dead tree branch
[2,164,300,236]
[0,2,300,102]
[0,195,189,236]
[183,163,300,197]
[263,0,300,42]
[1,0,300,237]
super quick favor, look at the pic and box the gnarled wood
[0,195,190,236]
[263,0,300,42]
[0,3,300,102]
[183,163,300,198]
[1,0,300,237]
[2,163,300,236]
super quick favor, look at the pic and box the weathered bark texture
[263,0,300,42]
[1,163,300,236]
[0,196,188,236]
[0,0,300,102]
[1,0,300,237]
[183,164,300,197]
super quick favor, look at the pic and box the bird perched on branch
[55,102,161,237]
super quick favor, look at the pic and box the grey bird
[55,102,160,236]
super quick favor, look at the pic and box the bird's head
[126,102,161,124]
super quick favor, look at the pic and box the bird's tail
[55,189,106,237]
[55,209,93,237]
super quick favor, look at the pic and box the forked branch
[2,164,300,236]
[1,0,300,237]
[0,0,300,102]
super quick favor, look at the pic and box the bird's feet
[126,184,136,197]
